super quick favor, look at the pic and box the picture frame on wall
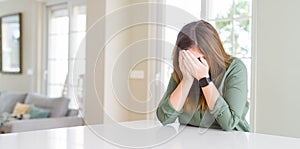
[0,13,22,74]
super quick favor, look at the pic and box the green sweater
[156,58,250,132]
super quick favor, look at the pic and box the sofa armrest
[66,109,79,116]
[6,116,83,133]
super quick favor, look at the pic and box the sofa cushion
[13,102,31,115]
[28,106,50,119]
[24,93,70,118]
[0,92,27,114]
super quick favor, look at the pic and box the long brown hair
[173,20,231,112]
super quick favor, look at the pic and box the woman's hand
[179,51,193,82]
[182,50,210,80]
[169,51,195,112]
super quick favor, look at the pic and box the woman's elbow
[156,109,176,126]
[158,117,176,126]
[219,119,239,131]
[221,125,235,131]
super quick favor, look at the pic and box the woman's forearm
[169,78,193,111]
[202,82,220,110]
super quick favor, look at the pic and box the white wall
[103,0,133,123]
[85,0,106,125]
[256,0,300,138]
[85,0,151,124]
[0,0,41,92]
[104,0,150,123]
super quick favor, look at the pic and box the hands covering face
[179,50,210,81]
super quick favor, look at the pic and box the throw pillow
[28,106,50,119]
[12,102,30,115]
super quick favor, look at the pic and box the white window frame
[251,0,258,133]
[43,0,86,110]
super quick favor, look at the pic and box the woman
[156,20,250,132]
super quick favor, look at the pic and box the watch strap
[199,77,212,88]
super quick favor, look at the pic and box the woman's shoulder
[226,57,247,77]
[228,57,247,71]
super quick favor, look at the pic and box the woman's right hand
[168,51,194,112]
[179,51,193,82]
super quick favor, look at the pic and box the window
[45,2,86,111]
[205,0,252,122]
[46,5,69,98]
[162,0,252,123]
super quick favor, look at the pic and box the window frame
[43,0,86,110]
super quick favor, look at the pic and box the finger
[182,51,195,69]
[200,57,209,67]
[185,53,201,76]
[183,50,196,65]
[185,50,200,65]
[182,52,193,68]
[179,51,186,72]
[183,56,195,74]
[182,59,191,74]
[184,51,203,75]
[179,51,183,64]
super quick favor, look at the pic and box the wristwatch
[199,77,212,88]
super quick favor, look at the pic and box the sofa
[0,91,83,133]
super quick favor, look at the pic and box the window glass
[46,4,86,110]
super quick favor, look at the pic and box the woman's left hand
[182,50,210,80]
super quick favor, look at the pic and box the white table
[0,120,300,149]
